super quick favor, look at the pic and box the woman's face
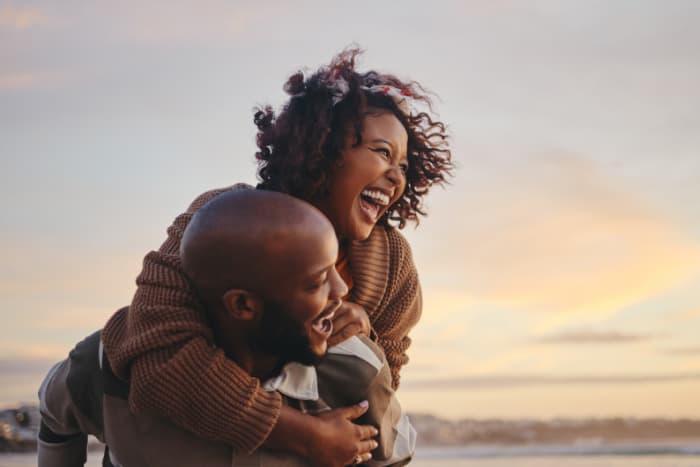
[318,111,408,242]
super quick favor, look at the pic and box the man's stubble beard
[252,300,323,368]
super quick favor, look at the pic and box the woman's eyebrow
[369,138,398,154]
[370,138,406,159]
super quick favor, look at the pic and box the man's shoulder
[327,335,386,369]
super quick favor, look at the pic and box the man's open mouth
[312,312,334,335]
[311,300,341,336]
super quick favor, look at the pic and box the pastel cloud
[0,71,65,90]
[0,356,57,375]
[1,237,139,350]
[92,1,297,44]
[0,3,47,30]
[401,372,700,390]
[663,346,700,356]
[1,239,138,301]
[675,307,700,320]
[0,354,60,406]
[399,378,700,420]
[0,72,36,89]
[534,330,655,344]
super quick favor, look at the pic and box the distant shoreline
[3,405,700,454]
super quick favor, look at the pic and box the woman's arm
[102,185,282,452]
[372,228,422,389]
[329,227,421,389]
[101,186,378,463]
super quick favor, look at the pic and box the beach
[4,445,700,467]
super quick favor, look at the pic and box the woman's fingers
[328,321,362,347]
[350,440,377,466]
[359,438,379,453]
[341,400,371,422]
[313,403,379,466]
[329,302,371,347]
[355,448,375,464]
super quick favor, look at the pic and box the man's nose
[330,267,349,298]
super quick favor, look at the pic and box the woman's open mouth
[359,188,391,222]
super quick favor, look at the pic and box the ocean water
[412,444,700,466]
[2,446,700,466]
[412,457,700,466]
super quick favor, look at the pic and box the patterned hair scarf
[296,69,414,115]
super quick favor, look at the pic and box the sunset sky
[2,1,699,420]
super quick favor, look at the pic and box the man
[38,190,415,466]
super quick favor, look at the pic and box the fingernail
[372,441,378,449]
[373,428,379,436]
[367,453,372,459]
[359,400,369,408]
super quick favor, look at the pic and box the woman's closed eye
[372,147,391,159]
[308,274,329,290]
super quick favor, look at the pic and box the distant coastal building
[0,406,39,452]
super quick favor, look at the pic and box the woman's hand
[310,402,379,466]
[328,301,371,347]
[265,402,378,467]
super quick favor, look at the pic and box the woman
[102,47,452,466]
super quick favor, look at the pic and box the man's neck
[219,339,283,381]
[210,315,285,381]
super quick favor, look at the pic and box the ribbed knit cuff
[237,388,282,453]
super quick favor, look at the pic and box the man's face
[254,219,348,365]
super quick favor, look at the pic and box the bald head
[181,189,335,310]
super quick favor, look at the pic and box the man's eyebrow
[308,264,333,278]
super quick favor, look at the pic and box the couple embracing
[38,47,452,467]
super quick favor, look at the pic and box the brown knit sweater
[101,185,422,453]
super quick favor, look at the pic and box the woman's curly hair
[254,47,453,229]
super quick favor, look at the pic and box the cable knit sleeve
[101,185,281,453]
[373,229,422,390]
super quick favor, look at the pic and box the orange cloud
[663,346,700,356]
[114,1,290,43]
[674,307,700,320]
[402,372,700,390]
[0,4,47,30]
[534,330,655,344]
[0,71,68,90]
[412,150,700,325]
[0,237,139,343]
[399,379,700,420]
[0,72,39,89]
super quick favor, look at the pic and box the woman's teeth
[361,189,390,206]
[360,189,390,221]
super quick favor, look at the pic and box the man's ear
[222,289,263,321]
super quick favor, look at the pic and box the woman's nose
[385,164,404,186]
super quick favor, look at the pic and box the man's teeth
[313,311,335,333]
[361,189,390,206]
[321,319,332,333]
